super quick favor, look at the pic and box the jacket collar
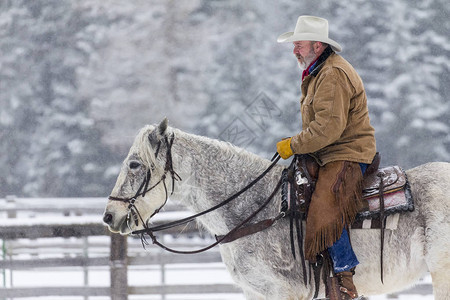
[309,45,334,77]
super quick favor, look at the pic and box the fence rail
[0,284,243,298]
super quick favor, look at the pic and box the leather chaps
[305,161,364,261]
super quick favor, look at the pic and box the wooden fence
[0,196,242,299]
[0,196,433,299]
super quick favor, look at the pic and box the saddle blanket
[352,213,400,230]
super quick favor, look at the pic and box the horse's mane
[127,125,158,170]
[127,124,271,173]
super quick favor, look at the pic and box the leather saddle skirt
[357,165,414,220]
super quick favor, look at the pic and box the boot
[335,267,358,300]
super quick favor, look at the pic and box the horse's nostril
[103,213,113,225]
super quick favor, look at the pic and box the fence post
[110,234,128,300]
[5,195,16,291]
[2,239,6,289]
[6,195,16,219]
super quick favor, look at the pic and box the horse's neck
[170,130,281,235]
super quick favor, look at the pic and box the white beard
[298,60,307,70]
[297,50,317,70]
[298,55,317,70]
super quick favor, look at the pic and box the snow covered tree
[0,1,120,196]
[343,0,450,168]
[0,1,47,196]
[1,0,448,197]
[193,1,304,157]
[79,0,209,150]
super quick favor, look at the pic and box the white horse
[103,119,450,300]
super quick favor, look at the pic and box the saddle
[281,153,414,223]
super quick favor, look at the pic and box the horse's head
[103,118,177,234]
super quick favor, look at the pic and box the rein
[146,177,283,254]
[109,132,284,254]
[135,152,281,234]
[135,153,282,254]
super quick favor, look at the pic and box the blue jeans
[328,163,368,273]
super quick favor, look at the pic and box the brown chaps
[305,161,364,261]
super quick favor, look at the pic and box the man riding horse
[276,16,377,300]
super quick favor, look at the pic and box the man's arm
[291,68,353,154]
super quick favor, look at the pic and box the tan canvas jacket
[290,50,376,166]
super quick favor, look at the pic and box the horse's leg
[425,217,450,300]
[220,242,308,300]
[430,270,450,300]
[409,163,450,300]
[220,245,266,299]
[243,288,309,300]
[242,289,265,300]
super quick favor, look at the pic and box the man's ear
[313,41,323,53]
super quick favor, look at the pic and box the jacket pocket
[301,95,315,124]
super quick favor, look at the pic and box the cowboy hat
[277,16,342,52]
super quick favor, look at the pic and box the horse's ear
[148,118,169,147]
[158,117,168,135]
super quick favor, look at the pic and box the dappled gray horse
[104,119,450,300]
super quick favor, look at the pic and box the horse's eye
[129,161,141,169]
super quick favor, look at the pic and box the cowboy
[276,16,376,299]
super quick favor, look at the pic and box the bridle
[108,132,283,254]
[108,133,181,231]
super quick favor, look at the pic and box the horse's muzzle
[102,209,129,234]
[103,212,113,225]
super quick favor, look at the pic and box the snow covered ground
[2,238,435,300]
[4,265,434,300]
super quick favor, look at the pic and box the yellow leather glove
[277,137,294,160]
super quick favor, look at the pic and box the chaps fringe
[336,161,364,229]
[305,161,363,261]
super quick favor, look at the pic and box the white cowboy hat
[277,15,342,52]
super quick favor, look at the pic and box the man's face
[293,41,317,70]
